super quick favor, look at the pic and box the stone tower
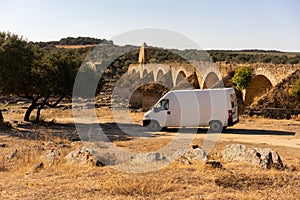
[138,42,149,65]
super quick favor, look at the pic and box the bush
[290,77,300,98]
[232,66,253,90]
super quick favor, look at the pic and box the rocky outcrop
[222,144,284,169]
[65,147,105,167]
[133,152,167,164]
[173,145,208,165]
[183,145,207,162]
[40,149,62,165]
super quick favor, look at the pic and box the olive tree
[0,32,82,122]
[0,32,35,121]
[23,49,81,122]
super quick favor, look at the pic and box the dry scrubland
[0,105,300,200]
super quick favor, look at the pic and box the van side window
[163,99,169,110]
[155,99,169,112]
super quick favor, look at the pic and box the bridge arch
[253,67,277,86]
[142,68,149,78]
[175,70,187,86]
[202,72,220,89]
[200,64,222,89]
[186,72,201,89]
[244,74,273,106]
[131,68,137,76]
[156,69,164,81]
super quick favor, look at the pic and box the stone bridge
[127,62,300,106]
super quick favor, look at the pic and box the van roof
[170,88,234,93]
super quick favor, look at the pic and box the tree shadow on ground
[0,121,157,142]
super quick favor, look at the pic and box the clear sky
[0,0,299,51]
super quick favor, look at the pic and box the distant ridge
[36,36,113,46]
[32,36,300,64]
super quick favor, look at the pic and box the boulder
[173,145,207,164]
[133,152,167,164]
[183,145,207,162]
[222,144,284,169]
[65,147,105,167]
[40,149,62,165]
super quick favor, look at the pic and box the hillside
[34,37,300,68]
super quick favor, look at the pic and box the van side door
[153,99,171,127]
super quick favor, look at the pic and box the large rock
[183,145,207,161]
[40,149,62,165]
[173,145,207,164]
[65,147,105,167]
[133,152,167,164]
[222,144,284,169]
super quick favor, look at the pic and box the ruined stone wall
[216,62,300,86]
[130,62,300,88]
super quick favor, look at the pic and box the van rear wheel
[209,120,223,133]
[148,120,161,132]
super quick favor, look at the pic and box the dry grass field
[0,105,300,199]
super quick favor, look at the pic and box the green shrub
[290,77,300,98]
[232,66,253,90]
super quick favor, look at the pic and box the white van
[143,88,239,132]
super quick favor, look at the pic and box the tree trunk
[35,97,50,123]
[35,104,44,123]
[24,103,37,122]
[0,109,3,123]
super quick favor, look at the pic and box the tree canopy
[0,32,83,122]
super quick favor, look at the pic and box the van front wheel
[209,120,223,133]
[148,120,161,132]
